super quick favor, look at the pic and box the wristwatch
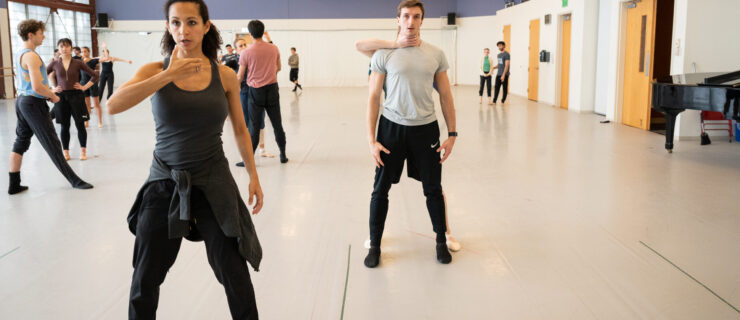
[448,131,458,137]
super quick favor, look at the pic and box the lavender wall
[95,0,507,20]
[456,0,508,17]
[0,1,6,9]
[96,0,459,20]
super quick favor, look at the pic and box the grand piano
[651,70,740,152]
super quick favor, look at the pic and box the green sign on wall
[563,0,568,7]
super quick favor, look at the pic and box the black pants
[369,116,446,247]
[247,83,286,155]
[99,71,114,101]
[129,180,258,320]
[479,75,492,97]
[54,90,88,150]
[493,74,509,103]
[289,68,299,82]
[12,96,85,186]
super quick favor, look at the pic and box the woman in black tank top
[96,45,132,102]
[106,1,264,319]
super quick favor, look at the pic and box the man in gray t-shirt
[363,0,458,269]
[493,41,511,103]
[370,41,449,126]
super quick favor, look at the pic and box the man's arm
[237,64,246,84]
[275,50,281,72]
[355,34,420,58]
[434,71,456,163]
[502,57,510,80]
[355,39,396,58]
[367,71,389,168]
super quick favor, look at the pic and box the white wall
[0,8,14,98]
[671,0,740,139]
[456,0,599,113]
[593,0,613,115]
[97,18,457,89]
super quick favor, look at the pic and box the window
[9,1,94,90]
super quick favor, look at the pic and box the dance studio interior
[1,0,738,319]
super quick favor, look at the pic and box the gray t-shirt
[371,41,449,126]
[497,51,510,76]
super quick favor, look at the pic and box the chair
[700,111,733,142]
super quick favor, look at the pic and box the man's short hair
[397,0,425,19]
[248,20,265,39]
[17,19,45,41]
[225,44,232,48]
[57,38,72,47]
[73,46,81,51]
[291,47,296,51]
[497,41,506,47]
[484,48,490,51]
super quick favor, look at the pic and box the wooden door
[528,19,540,101]
[560,15,572,109]
[622,0,656,129]
[503,25,511,50]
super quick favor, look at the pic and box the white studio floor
[0,86,739,319]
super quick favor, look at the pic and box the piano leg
[663,109,684,153]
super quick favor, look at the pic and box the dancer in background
[72,46,82,60]
[479,48,493,104]
[492,41,510,104]
[9,19,93,194]
[106,0,264,318]
[47,38,99,161]
[288,47,302,92]
[234,37,276,163]
[238,20,288,164]
[97,45,133,102]
[221,44,239,72]
[48,49,60,65]
[81,46,103,128]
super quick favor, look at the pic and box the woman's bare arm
[107,45,201,114]
[221,65,264,214]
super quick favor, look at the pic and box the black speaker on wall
[447,12,456,25]
[95,13,109,28]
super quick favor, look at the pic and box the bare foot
[64,151,71,161]
[80,148,87,161]
[479,97,482,104]
[84,121,89,128]
[98,122,103,128]
[260,149,275,158]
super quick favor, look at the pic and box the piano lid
[666,70,740,87]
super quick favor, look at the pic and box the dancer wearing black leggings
[47,38,99,161]
[106,1,264,318]
[97,47,132,102]
[9,19,93,194]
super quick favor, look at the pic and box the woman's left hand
[248,178,264,214]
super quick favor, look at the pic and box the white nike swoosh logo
[431,141,440,148]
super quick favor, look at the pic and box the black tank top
[81,58,99,84]
[151,58,229,169]
[101,61,113,73]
